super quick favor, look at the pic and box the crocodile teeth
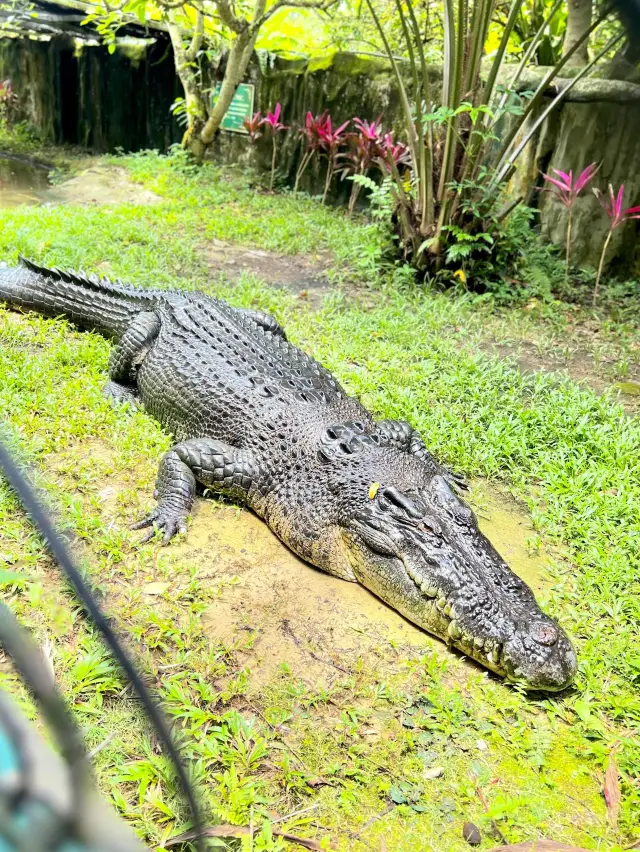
[484,639,495,652]
[448,621,462,640]
[487,651,498,665]
[421,583,438,598]
[474,636,484,649]
[443,603,452,617]
[437,597,447,611]
[406,566,419,584]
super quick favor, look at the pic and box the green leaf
[0,569,29,587]
[573,697,592,724]
[390,785,408,804]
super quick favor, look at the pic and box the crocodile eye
[381,486,423,519]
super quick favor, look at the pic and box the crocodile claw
[103,381,140,408]
[132,508,188,546]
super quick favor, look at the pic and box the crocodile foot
[132,505,188,546]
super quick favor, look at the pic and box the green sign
[212,83,255,134]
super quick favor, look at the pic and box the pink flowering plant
[592,183,640,304]
[541,163,599,284]
[340,117,384,213]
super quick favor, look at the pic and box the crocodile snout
[501,620,577,692]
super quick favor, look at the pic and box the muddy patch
[158,480,557,693]
[44,166,162,207]
[479,338,640,413]
[205,240,332,306]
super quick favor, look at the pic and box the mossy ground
[0,146,638,851]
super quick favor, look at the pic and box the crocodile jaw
[341,539,576,691]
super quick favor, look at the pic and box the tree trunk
[564,0,592,66]
[195,0,267,157]
[167,11,208,157]
[197,30,256,150]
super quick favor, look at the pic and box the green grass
[0,149,638,851]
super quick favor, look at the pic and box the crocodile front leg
[376,419,437,465]
[133,438,260,544]
[104,311,161,405]
[376,419,468,490]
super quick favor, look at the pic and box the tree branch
[254,0,339,29]
[214,0,247,32]
[151,0,198,10]
[184,7,204,61]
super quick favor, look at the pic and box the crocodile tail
[0,257,158,339]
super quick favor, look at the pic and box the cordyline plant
[363,0,624,273]
[541,163,598,284]
[340,121,412,214]
[262,103,288,191]
[242,111,263,144]
[340,117,384,213]
[294,111,329,193]
[318,116,350,203]
[592,183,640,305]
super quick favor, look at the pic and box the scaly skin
[0,258,577,691]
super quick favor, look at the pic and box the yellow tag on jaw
[369,482,380,499]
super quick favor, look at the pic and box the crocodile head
[337,467,576,692]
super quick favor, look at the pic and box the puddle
[159,480,555,692]
[0,155,50,206]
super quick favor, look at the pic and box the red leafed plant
[317,116,350,203]
[541,163,599,284]
[0,79,18,125]
[592,183,640,304]
[261,103,289,191]
[294,111,330,194]
[242,111,263,144]
[379,132,411,173]
[341,116,384,213]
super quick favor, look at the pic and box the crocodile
[0,257,577,691]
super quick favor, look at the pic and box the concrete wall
[1,35,639,274]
